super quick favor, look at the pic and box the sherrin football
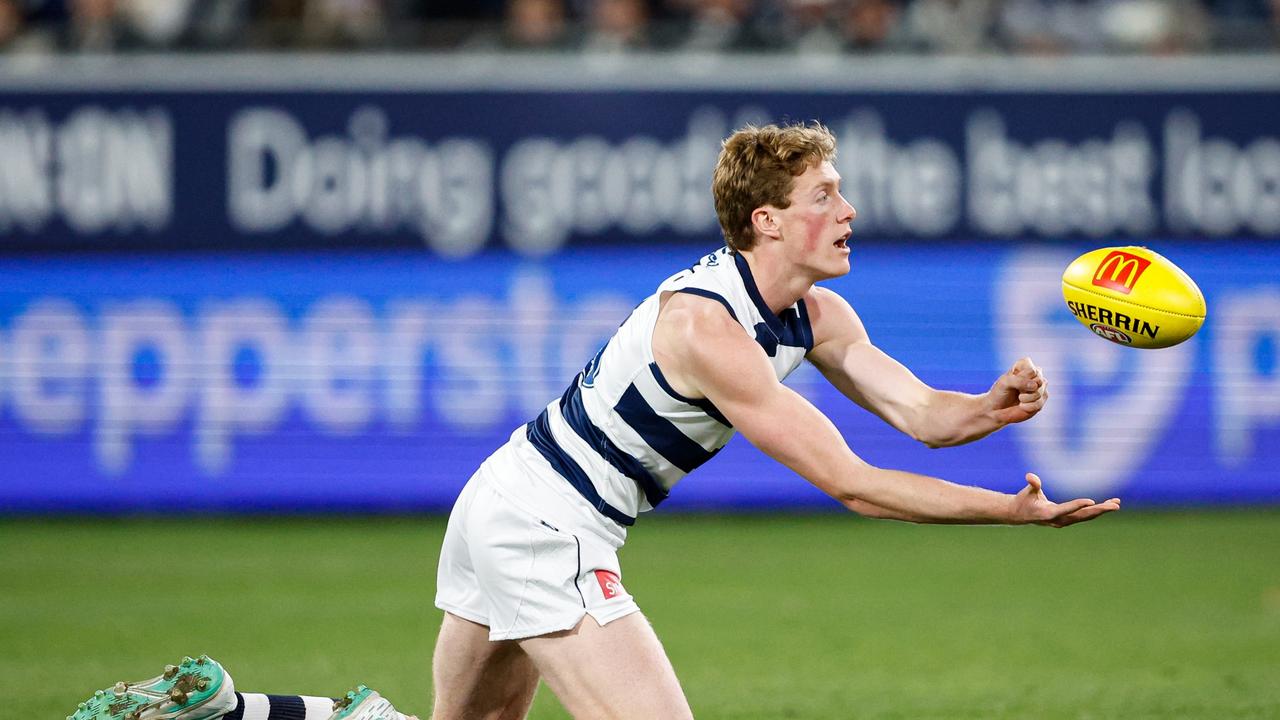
[1062,246,1206,349]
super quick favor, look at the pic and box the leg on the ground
[68,657,417,720]
[228,687,416,720]
[430,613,540,720]
[518,613,693,720]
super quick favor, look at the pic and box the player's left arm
[804,286,1048,448]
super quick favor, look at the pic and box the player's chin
[819,254,851,279]
[810,265,849,282]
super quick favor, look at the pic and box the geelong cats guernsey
[526,248,815,526]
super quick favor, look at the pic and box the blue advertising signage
[1,76,1278,254]
[0,243,1276,514]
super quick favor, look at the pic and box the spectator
[182,0,252,49]
[1205,0,1274,47]
[745,0,843,53]
[1096,0,1209,52]
[117,0,197,47]
[2,0,61,52]
[838,0,908,52]
[0,0,24,48]
[997,0,1105,53]
[250,0,304,47]
[301,0,387,47]
[905,0,998,53]
[1272,0,1280,45]
[502,0,571,47]
[666,0,765,51]
[67,0,126,51]
[582,0,650,50]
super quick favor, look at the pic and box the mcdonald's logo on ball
[1091,250,1152,295]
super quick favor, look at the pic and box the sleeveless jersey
[525,248,815,526]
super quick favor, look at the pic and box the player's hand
[986,357,1049,425]
[1010,472,1121,527]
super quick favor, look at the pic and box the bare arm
[804,287,1049,448]
[652,293,1118,526]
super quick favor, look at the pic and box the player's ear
[752,207,780,239]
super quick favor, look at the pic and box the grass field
[5,510,1280,719]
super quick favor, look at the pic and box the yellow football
[1061,246,1206,349]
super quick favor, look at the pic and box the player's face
[774,161,856,280]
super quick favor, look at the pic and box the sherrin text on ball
[1062,246,1206,349]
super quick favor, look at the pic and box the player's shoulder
[804,285,869,348]
[653,289,761,385]
[802,285,855,324]
[804,284,844,307]
[659,248,737,296]
[661,290,745,341]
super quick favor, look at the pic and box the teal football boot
[330,686,417,720]
[68,656,236,720]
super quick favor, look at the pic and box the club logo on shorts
[1092,251,1151,295]
[594,569,624,600]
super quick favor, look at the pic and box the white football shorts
[435,430,640,641]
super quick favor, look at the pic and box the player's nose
[838,194,856,223]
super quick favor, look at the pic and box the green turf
[4,511,1279,719]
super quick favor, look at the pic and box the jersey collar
[733,251,786,338]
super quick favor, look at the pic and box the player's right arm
[652,293,1119,527]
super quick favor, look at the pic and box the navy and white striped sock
[222,692,335,720]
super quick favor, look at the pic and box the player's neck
[737,249,813,316]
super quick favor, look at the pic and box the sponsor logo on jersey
[594,569,624,600]
[1089,323,1133,344]
[1092,251,1151,295]
[580,345,606,388]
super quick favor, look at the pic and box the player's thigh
[518,612,693,720]
[432,612,540,720]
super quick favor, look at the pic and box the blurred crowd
[0,0,1276,55]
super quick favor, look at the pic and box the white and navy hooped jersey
[525,247,815,526]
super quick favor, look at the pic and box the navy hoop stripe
[560,382,670,508]
[648,362,732,428]
[614,384,720,474]
[525,412,636,527]
[267,696,306,720]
